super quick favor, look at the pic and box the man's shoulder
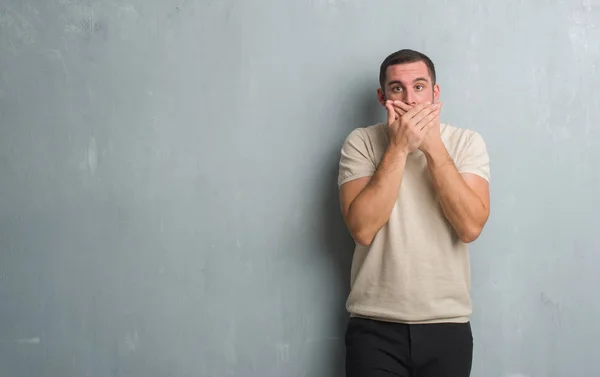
[441,123,487,149]
[441,123,483,140]
[344,123,387,144]
[441,123,489,172]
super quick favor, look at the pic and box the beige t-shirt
[338,122,490,324]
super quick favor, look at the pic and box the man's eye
[415,85,424,90]
[392,87,402,92]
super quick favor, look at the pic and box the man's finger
[406,103,440,124]
[392,102,411,117]
[385,101,396,125]
[392,101,412,113]
[393,107,406,118]
[421,101,442,130]
[403,102,434,121]
[416,109,440,130]
[420,114,440,134]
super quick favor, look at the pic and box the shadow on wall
[320,83,382,306]
[312,84,381,377]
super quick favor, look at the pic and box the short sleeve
[457,131,490,182]
[337,129,376,186]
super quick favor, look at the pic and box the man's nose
[404,92,417,105]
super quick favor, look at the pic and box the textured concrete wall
[1,1,599,376]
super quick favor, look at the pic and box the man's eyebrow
[387,77,429,86]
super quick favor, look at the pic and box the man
[337,49,490,377]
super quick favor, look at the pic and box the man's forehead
[386,62,431,83]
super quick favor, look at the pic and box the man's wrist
[423,141,451,168]
[386,143,409,160]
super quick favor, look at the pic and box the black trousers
[345,317,473,377]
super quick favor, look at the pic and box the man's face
[377,61,440,106]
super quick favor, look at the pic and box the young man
[338,49,491,377]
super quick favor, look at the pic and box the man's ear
[377,88,386,106]
[433,84,440,103]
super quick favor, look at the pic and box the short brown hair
[379,49,436,89]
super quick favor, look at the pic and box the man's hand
[418,101,443,153]
[391,101,444,153]
[384,100,440,154]
[390,100,412,119]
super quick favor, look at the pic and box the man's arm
[422,144,490,243]
[392,101,490,242]
[339,101,440,246]
[340,146,408,246]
